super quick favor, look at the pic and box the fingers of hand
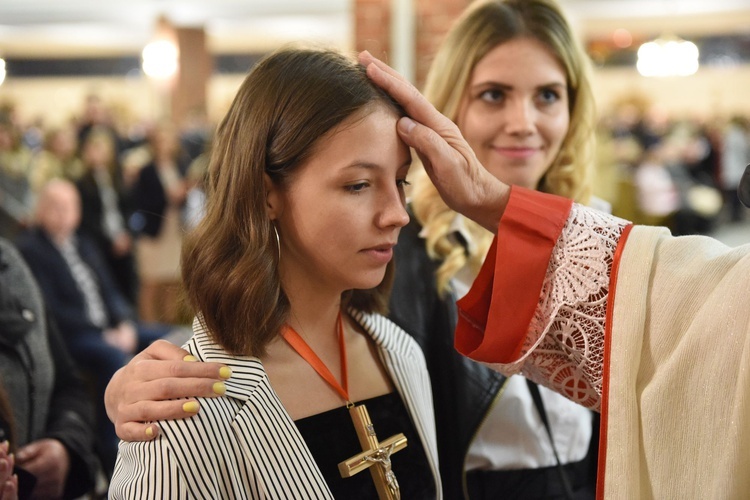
[1,474,17,500]
[0,456,11,480]
[120,376,226,417]
[129,358,230,385]
[358,51,407,84]
[360,53,456,134]
[397,117,463,170]
[117,422,163,442]
[115,397,210,442]
[17,441,67,473]
[136,339,191,362]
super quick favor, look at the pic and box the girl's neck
[279,264,346,342]
[286,293,342,344]
[261,287,343,370]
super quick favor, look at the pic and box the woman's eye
[479,89,504,103]
[397,178,411,189]
[538,88,561,105]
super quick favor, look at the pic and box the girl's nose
[377,187,410,229]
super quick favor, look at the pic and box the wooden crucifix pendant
[338,404,408,500]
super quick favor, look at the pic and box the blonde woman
[388,1,600,497]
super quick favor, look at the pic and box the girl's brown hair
[182,47,402,356]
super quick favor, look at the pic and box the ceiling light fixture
[142,40,178,80]
[636,34,699,77]
[141,16,179,81]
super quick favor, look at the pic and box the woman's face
[83,138,112,168]
[50,129,77,159]
[151,126,179,161]
[456,37,570,189]
[270,105,411,296]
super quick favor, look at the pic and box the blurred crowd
[0,94,211,497]
[594,99,750,235]
[0,94,212,320]
[0,90,748,497]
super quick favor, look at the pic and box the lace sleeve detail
[486,204,630,411]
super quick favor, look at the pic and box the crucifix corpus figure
[338,404,408,500]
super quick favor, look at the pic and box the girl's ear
[264,173,282,220]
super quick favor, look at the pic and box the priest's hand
[104,339,232,441]
[359,51,510,233]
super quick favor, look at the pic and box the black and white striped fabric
[109,310,442,499]
[57,238,108,328]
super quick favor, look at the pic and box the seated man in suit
[16,179,172,477]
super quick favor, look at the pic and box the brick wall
[415,0,471,87]
[354,0,472,88]
[354,0,392,61]
[172,27,213,125]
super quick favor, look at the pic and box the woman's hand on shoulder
[105,339,232,442]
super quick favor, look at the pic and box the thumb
[15,442,40,462]
[396,117,458,173]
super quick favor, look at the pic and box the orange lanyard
[281,311,351,405]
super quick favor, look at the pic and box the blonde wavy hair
[412,0,596,296]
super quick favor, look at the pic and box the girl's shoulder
[349,309,425,361]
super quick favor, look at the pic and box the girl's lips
[361,245,395,264]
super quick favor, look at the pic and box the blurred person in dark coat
[16,179,168,476]
[0,236,98,499]
[76,126,138,304]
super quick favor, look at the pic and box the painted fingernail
[145,426,154,437]
[219,366,232,380]
[213,382,226,395]
[183,355,198,362]
[183,401,200,413]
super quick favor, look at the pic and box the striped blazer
[109,310,442,499]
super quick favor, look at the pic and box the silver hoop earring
[272,223,280,261]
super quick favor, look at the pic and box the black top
[389,214,505,498]
[295,392,436,499]
[388,213,599,498]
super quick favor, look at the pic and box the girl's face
[456,37,570,189]
[270,105,411,296]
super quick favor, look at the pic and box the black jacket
[128,159,188,238]
[388,215,506,499]
[16,228,135,339]
[0,238,97,499]
[389,213,600,499]
[76,168,133,250]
